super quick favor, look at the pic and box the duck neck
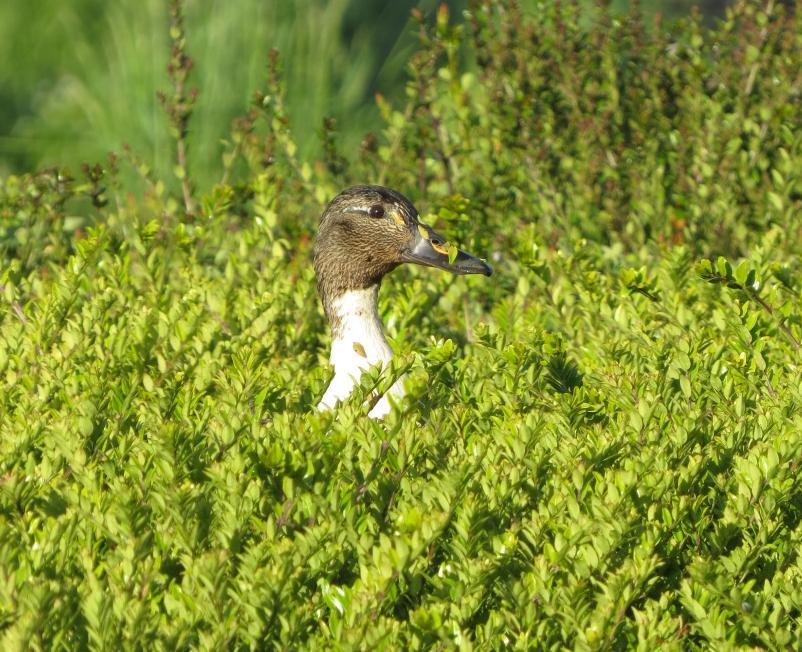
[327,284,394,373]
[318,284,397,414]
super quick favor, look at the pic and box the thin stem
[747,287,801,350]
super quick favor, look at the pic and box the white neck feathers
[318,286,405,418]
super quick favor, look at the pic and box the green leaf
[679,375,692,398]
[447,242,458,265]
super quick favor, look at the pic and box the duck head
[314,184,492,417]
[314,184,492,318]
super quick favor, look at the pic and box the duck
[314,184,492,418]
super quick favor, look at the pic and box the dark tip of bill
[471,257,493,276]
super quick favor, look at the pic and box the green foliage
[2,1,802,649]
[0,1,745,182]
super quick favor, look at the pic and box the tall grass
[0,0,433,186]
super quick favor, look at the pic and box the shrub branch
[158,0,197,217]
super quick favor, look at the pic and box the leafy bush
[2,1,801,648]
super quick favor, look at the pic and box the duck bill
[401,224,492,276]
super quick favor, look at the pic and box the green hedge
[1,1,801,649]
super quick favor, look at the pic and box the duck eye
[368,205,385,218]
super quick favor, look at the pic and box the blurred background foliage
[1,0,737,186]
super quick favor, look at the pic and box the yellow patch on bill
[431,241,449,255]
[353,342,367,358]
